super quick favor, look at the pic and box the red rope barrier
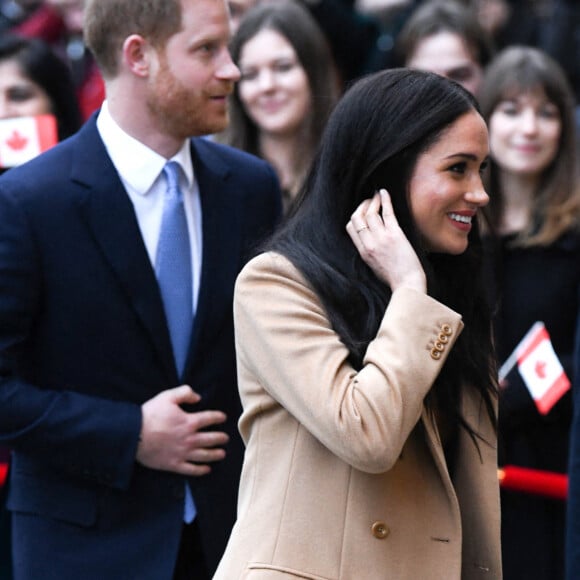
[499,465,568,500]
[0,462,8,487]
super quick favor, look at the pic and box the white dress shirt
[96,101,202,315]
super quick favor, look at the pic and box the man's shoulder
[191,136,274,176]
[0,121,111,213]
[191,137,282,226]
[0,122,95,190]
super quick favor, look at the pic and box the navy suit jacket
[0,116,281,579]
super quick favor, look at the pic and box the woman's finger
[379,188,395,220]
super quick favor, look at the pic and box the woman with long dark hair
[0,34,82,141]
[215,68,500,579]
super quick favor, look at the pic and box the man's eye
[448,68,474,83]
[200,43,218,55]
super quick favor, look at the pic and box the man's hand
[136,385,229,476]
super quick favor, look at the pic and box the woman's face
[488,88,561,178]
[0,59,53,119]
[409,110,490,254]
[237,28,311,137]
[406,31,484,97]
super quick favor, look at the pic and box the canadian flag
[0,114,58,168]
[499,321,570,415]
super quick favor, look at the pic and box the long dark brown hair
[266,68,498,444]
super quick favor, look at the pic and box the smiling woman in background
[217,0,339,214]
[479,45,580,580]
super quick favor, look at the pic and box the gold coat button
[430,348,442,360]
[441,324,452,336]
[438,333,449,344]
[433,341,445,352]
[371,521,390,539]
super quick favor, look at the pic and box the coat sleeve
[234,252,464,473]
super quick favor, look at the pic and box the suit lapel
[185,138,242,370]
[72,119,176,381]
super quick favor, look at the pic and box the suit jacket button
[371,521,390,539]
[441,324,452,336]
[433,341,445,352]
[430,348,442,360]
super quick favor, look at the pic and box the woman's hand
[346,189,427,293]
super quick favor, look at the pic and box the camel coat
[214,253,501,580]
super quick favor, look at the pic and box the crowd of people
[1,0,579,579]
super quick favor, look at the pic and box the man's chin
[185,115,229,139]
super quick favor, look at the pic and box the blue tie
[156,161,193,377]
[156,161,196,523]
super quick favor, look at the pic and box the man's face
[407,31,484,98]
[146,0,241,139]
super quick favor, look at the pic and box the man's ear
[122,34,153,78]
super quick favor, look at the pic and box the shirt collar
[96,100,194,195]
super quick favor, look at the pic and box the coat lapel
[72,119,176,381]
[185,138,242,370]
[421,407,462,519]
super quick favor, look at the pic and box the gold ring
[356,226,369,233]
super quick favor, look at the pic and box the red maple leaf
[6,130,28,151]
[535,360,547,379]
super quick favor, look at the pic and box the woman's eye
[448,162,467,174]
[240,69,257,81]
[539,105,559,119]
[497,101,518,116]
[274,61,295,73]
[7,87,35,103]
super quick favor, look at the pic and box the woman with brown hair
[218,1,339,214]
[479,45,580,580]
